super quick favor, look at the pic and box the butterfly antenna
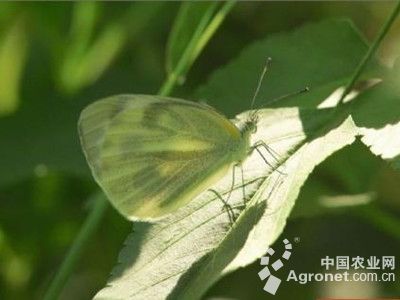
[250,57,272,110]
[265,86,310,106]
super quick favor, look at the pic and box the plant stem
[43,193,108,300]
[188,0,236,77]
[158,2,219,96]
[339,1,400,104]
[158,1,236,96]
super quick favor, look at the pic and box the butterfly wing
[78,94,243,220]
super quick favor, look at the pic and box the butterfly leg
[208,164,254,225]
[208,189,236,225]
[225,163,237,204]
[251,141,287,175]
[227,163,248,220]
[254,140,282,163]
[239,164,247,206]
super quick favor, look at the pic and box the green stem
[188,0,236,75]
[43,193,108,300]
[159,1,235,96]
[339,1,400,104]
[158,2,219,96]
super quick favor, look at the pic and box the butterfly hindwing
[78,95,243,219]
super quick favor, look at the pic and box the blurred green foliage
[0,2,399,300]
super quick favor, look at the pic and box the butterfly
[78,94,263,220]
[78,60,305,221]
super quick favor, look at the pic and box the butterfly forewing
[78,95,245,220]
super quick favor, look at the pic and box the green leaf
[94,105,358,300]
[351,79,400,169]
[210,112,357,279]
[195,19,385,117]
[59,3,163,94]
[354,203,400,240]
[0,18,28,115]
[58,2,101,93]
[0,4,168,189]
[0,97,88,188]
[290,141,383,219]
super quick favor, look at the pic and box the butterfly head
[242,111,258,136]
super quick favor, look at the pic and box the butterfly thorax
[229,118,257,164]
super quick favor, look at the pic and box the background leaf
[0,17,27,115]
[0,96,88,188]
[289,141,383,219]
[352,79,400,169]
[195,19,385,117]
[58,3,163,94]
[0,3,166,189]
